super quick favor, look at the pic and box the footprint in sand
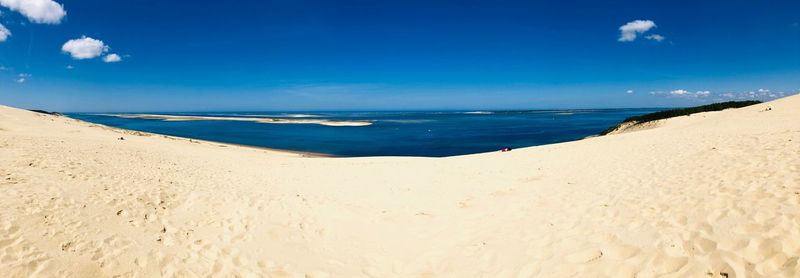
[741,237,781,263]
[645,253,688,275]
[692,237,718,255]
[603,244,639,260]
[754,252,791,275]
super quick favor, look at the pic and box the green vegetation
[28,109,63,116]
[600,100,762,135]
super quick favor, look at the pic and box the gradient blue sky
[0,0,798,112]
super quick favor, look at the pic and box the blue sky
[0,0,798,112]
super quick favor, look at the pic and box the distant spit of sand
[102,113,373,127]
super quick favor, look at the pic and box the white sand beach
[1,95,799,277]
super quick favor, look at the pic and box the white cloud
[645,34,665,42]
[618,20,656,42]
[103,53,121,63]
[653,89,713,99]
[654,89,789,102]
[65,65,74,69]
[718,90,788,100]
[0,23,10,42]
[16,73,29,83]
[670,89,690,95]
[653,89,796,102]
[626,90,634,94]
[0,0,66,24]
[61,36,108,59]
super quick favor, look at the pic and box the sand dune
[1,96,799,277]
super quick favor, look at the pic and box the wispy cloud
[649,89,713,99]
[0,0,66,24]
[650,88,795,102]
[0,23,10,42]
[618,20,656,42]
[62,36,109,59]
[626,90,634,94]
[645,34,665,42]
[16,73,30,83]
[718,89,790,100]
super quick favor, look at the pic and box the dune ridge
[1,95,799,277]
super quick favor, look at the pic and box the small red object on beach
[501,147,512,152]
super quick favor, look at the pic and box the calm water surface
[69,109,663,157]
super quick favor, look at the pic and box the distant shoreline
[69,115,335,158]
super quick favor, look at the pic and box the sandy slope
[1,96,799,277]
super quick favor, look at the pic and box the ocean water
[68,109,663,157]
